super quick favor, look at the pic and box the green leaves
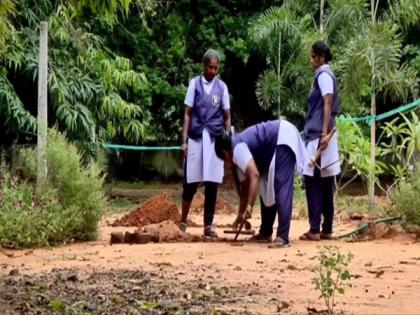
[73,0,143,25]
[1,1,150,144]
[387,0,420,32]
[255,69,284,111]
[312,246,354,314]
[49,299,65,311]
[0,75,36,133]
[249,7,302,45]
[0,129,106,248]
[249,5,310,117]
[379,112,420,180]
[337,120,386,192]
[0,0,15,53]
[391,162,420,226]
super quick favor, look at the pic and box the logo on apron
[211,95,221,107]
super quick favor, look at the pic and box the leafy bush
[0,130,106,248]
[392,164,420,226]
[379,112,420,181]
[336,120,386,196]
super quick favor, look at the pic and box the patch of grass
[104,180,174,190]
[107,198,138,214]
[335,195,391,218]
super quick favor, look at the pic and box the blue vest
[304,66,340,142]
[232,120,279,175]
[188,75,225,140]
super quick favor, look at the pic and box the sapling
[312,245,354,314]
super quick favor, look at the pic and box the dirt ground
[1,201,420,314]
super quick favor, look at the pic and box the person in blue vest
[179,49,231,237]
[300,41,340,241]
[215,119,307,247]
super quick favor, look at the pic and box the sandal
[299,231,320,241]
[320,233,333,240]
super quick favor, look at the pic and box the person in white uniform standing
[179,49,231,237]
[300,41,340,241]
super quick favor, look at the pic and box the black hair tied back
[215,131,232,160]
[312,40,333,62]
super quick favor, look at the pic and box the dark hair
[215,132,232,160]
[312,40,333,62]
[215,132,242,196]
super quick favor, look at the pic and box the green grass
[107,198,138,214]
[104,180,177,190]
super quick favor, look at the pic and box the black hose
[334,215,403,240]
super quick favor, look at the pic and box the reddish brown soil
[191,192,236,214]
[140,220,202,242]
[112,193,181,227]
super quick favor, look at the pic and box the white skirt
[186,128,224,184]
[303,133,340,177]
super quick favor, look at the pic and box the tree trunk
[277,31,281,118]
[368,91,376,204]
[320,0,325,33]
[37,21,48,189]
[10,137,18,176]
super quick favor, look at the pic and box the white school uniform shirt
[184,76,230,184]
[303,64,340,177]
[233,120,308,207]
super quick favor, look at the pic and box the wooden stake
[37,21,48,188]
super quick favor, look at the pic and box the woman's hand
[232,214,243,231]
[319,134,329,151]
[182,143,188,158]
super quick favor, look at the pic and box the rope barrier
[336,98,420,124]
[16,99,420,151]
[105,144,181,151]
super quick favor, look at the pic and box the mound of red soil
[190,192,236,215]
[140,220,201,242]
[112,193,181,228]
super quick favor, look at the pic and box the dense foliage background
[1,0,418,147]
[0,0,419,248]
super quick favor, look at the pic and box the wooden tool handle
[308,127,336,167]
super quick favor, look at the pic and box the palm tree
[338,0,419,203]
[249,5,309,117]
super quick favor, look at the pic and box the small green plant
[391,163,420,226]
[379,112,419,189]
[312,246,354,314]
[336,120,386,197]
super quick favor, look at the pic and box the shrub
[0,130,106,248]
[312,246,353,315]
[392,164,420,226]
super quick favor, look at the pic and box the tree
[0,0,151,150]
[338,0,419,203]
[249,5,310,118]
